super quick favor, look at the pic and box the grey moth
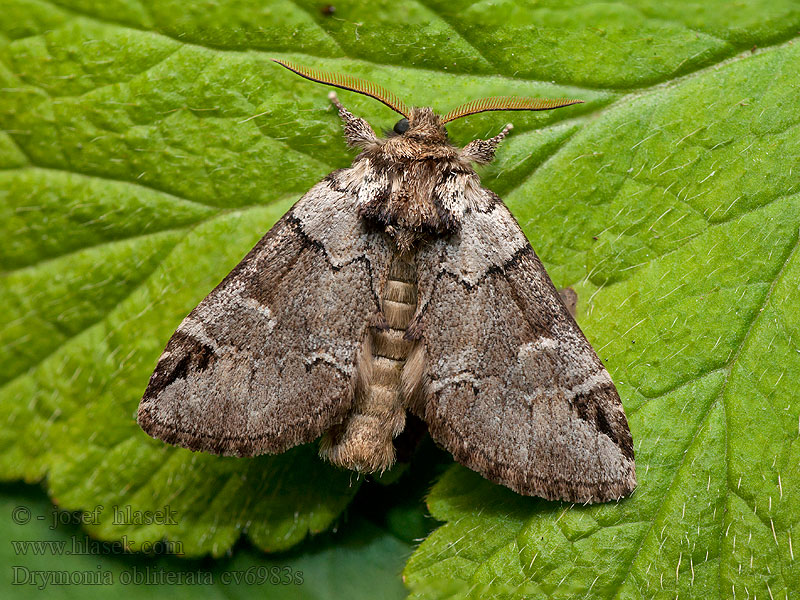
[137,60,636,504]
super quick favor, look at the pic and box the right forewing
[411,192,635,503]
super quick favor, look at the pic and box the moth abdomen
[382,299,416,329]
[383,279,417,303]
[372,328,414,360]
[320,251,420,473]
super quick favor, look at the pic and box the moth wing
[411,194,635,503]
[137,179,391,456]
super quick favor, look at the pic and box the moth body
[318,105,493,472]
[137,62,637,504]
[321,253,419,472]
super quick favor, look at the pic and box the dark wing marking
[411,194,635,503]
[137,180,392,456]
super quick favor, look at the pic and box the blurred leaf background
[1,1,799,598]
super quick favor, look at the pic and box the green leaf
[1,481,411,599]
[405,20,800,600]
[1,1,799,598]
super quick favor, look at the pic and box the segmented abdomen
[319,253,418,472]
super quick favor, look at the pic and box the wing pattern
[411,191,635,502]
[137,180,392,456]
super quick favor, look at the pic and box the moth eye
[393,118,410,134]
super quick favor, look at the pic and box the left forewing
[411,195,635,503]
[137,179,391,457]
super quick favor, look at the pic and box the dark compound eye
[393,118,410,134]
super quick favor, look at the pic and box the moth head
[399,107,449,144]
[272,59,583,145]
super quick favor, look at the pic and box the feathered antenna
[273,59,410,117]
[441,96,583,123]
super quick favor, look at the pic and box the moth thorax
[386,225,421,254]
[319,253,419,472]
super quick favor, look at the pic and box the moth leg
[459,123,514,164]
[328,91,379,149]
[558,287,578,317]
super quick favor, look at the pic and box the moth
[137,60,636,504]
